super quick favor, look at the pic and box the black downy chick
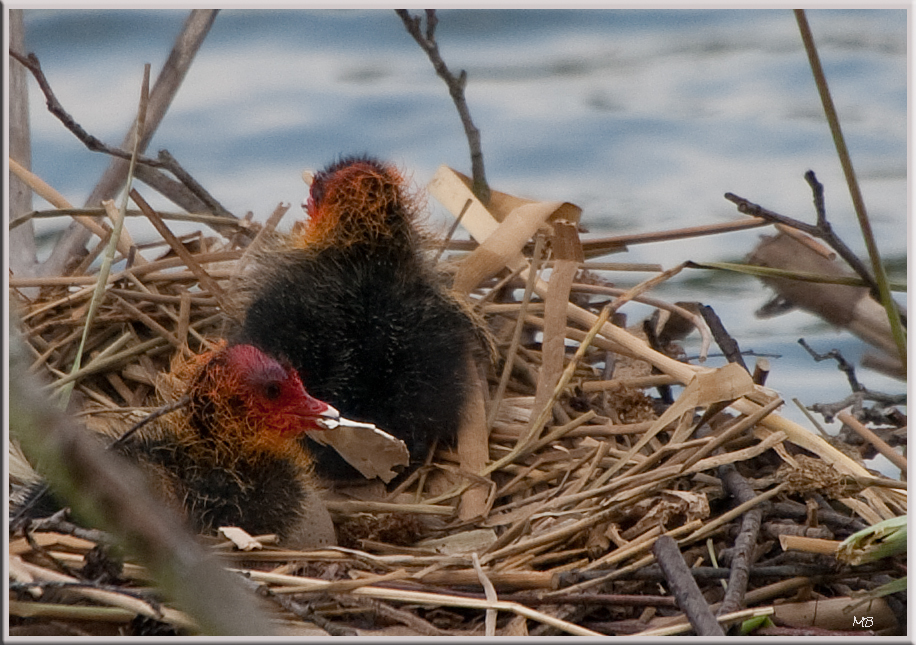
[237,156,485,479]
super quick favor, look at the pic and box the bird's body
[236,156,485,479]
[13,344,339,549]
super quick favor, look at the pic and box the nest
[8,195,907,638]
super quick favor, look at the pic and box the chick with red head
[13,343,339,549]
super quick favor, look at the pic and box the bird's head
[295,155,417,248]
[182,344,339,455]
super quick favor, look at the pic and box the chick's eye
[263,381,282,400]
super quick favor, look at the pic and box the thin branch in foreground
[395,9,490,203]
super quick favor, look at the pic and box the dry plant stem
[652,535,725,636]
[155,149,235,221]
[581,216,771,258]
[48,312,222,388]
[486,305,612,477]
[433,197,473,263]
[7,158,126,258]
[132,163,208,214]
[568,283,712,358]
[583,375,679,392]
[778,535,839,555]
[487,235,545,428]
[837,411,907,473]
[794,10,906,369]
[14,207,253,232]
[112,294,183,349]
[608,262,687,317]
[238,569,603,637]
[13,557,190,628]
[679,396,783,473]
[8,600,139,624]
[130,189,229,309]
[396,9,489,202]
[636,606,772,637]
[472,553,498,636]
[11,250,244,291]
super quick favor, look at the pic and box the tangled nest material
[8,184,907,637]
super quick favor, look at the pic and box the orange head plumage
[294,155,419,249]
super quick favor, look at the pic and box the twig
[22,524,83,579]
[808,391,906,425]
[558,563,843,586]
[798,339,862,392]
[652,535,725,636]
[335,596,451,636]
[6,49,233,225]
[699,304,747,372]
[235,575,358,636]
[15,510,113,545]
[110,396,191,450]
[724,187,877,297]
[8,50,127,165]
[17,10,225,275]
[837,411,907,474]
[716,464,763,616]
[395,9,489,202]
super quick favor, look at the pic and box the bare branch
[396,9,490,203]
[724,176,880,299]
[35,10,220,276]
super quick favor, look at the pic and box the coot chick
[236,155,485,479]
[13,343,339,549]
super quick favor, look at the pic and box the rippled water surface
[16,9,908,450]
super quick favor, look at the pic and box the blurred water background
[15,9,907,467]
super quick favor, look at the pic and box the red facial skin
[217,344,335,436]
[183,344,338,453]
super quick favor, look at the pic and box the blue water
[14,9,908,458]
